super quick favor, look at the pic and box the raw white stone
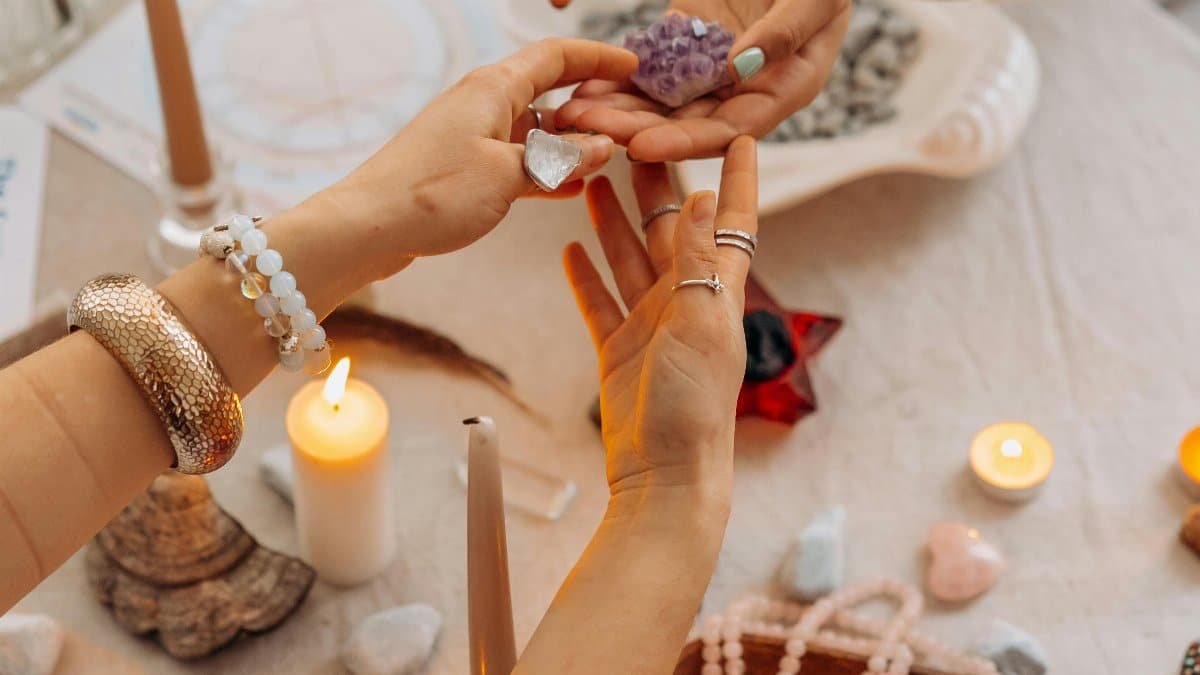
[523,129,582,192]
[258,444,294,503]
[0,614,64,675]
[971,619,1048,675]
[341,604,443,675]
[778,506,846,601]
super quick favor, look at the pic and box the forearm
[0,187,406,612]
[514,484,731,675]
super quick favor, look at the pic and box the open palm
[564,137,758,493]
[553,0,851,161]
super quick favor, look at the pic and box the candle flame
[323,357,351,407]
[1000,439,1023,458]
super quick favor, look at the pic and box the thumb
[729,0,849,83]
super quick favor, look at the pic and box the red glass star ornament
[736,274,842,424]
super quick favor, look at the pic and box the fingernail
[693,191,716,223]
[732,47,765,82]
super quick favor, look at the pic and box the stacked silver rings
[715,228,757,259]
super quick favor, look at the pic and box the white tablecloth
[12,0,1200,672]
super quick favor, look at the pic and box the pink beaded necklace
[699,579,999,675]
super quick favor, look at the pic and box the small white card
[0,107,48,339]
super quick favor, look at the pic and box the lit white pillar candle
[286,357,395,585]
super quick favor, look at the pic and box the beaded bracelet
[200,214,332,374]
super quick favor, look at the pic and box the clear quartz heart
[524,129,583,191]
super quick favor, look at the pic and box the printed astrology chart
[21,0,513,212]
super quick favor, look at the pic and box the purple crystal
[625,14,735,108]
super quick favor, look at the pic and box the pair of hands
[554,0,851,161]
[326,38,759,500]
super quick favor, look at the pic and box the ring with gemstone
[640,203,682,230]
[524,128,583,192]
[672,273,725,295]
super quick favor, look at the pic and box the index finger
[714,136,758,293]
[487,39,639,121]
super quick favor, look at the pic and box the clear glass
[0,0,85,87]
[455,454,577,521]
[147,143,240,276]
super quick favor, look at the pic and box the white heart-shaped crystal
[524,129,583,191]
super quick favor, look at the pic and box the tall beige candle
[143,0,213,187]
[286,358,395,585]
[465,416,517,675]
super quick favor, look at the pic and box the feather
[324,306,548,425]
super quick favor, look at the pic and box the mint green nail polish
[733,47,765,82]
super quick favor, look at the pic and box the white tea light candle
[286,357,395,585]
[969,422,1053,503]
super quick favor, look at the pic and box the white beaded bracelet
[200,214,332,374]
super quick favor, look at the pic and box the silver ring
[640,203,682,230]
[714,228,758,247]
[527,104,544,131]
[716,236,755,259]
[524,128,583,192]
[672,273,725,294]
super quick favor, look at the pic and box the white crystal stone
[280,290,307,316]
[240,228,268,256]
[256,249,283,276]
[292,309,317,333]
[778,505,846,601]
[341,604,442,675]
[228,214,255,238]
[299,326,326,350]
[254,293,281,318]
[270,271,297,297]
[0,614,64,675]
[258,444,294,503]
[523,129,582,191]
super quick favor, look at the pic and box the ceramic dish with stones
[499,0,1040,215]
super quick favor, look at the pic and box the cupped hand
[323,38,638,273]
[554,0,851,161]
[564,136,758,496]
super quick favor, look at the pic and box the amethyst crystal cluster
[624,14,735,108]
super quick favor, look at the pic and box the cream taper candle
[286,357,394,585]
[465,416,516,675]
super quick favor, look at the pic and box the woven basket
[674,635,955,675]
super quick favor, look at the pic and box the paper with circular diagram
[20,0,512,213]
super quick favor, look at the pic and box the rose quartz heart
[925,521,1005,603]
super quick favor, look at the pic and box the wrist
[311,177,419,280]
[605,481,732,539]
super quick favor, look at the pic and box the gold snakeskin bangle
[68,274,243,474]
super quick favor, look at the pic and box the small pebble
[859,39,902,75]
[259,444,295,504]
[0,614,64,675]
[971,619,1048,675]
[341,604,443,675]
[778,506,846,601]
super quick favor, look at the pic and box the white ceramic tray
[499,0,1040,215]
